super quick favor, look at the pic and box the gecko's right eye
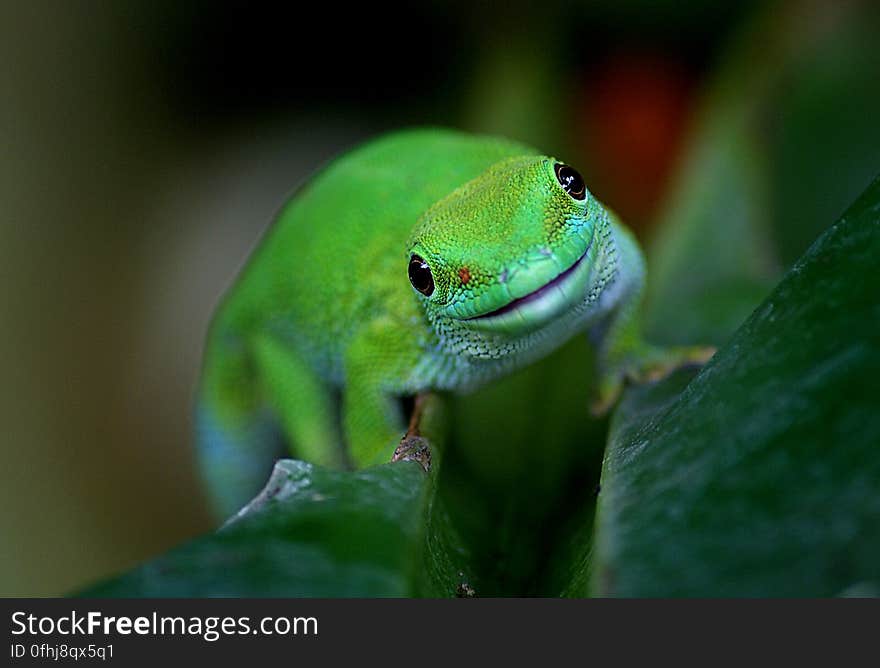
[408,254,435,296]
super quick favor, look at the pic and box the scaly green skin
[196,128,710,519]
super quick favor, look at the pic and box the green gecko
[196,128,712,518]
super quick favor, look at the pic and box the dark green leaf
[79,458,472,597]
[590,176,880,596]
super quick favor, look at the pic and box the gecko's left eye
[408,254,435,296]
[554,163,586,200]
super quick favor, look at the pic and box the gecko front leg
[590,281,716,416]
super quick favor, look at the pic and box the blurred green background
[2,0,878,596]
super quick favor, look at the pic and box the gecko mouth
[468,249,589,320]
[459,242,592,332]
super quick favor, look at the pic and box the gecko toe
[391,435,432,472]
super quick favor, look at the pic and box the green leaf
[443,335,606,596]
[590,176,880,596]
[79,457,473,597]
[643,8,784,347]
[767,10,880,266]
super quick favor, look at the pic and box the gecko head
[406,154,611,348]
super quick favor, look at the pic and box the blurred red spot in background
[579,52,695,229]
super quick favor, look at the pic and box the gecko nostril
[498,269,508,284]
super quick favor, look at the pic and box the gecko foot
[591,344,717,417]
[391,434,432,473]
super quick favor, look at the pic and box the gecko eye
[408,254,435,296]
[554,163,586,200]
